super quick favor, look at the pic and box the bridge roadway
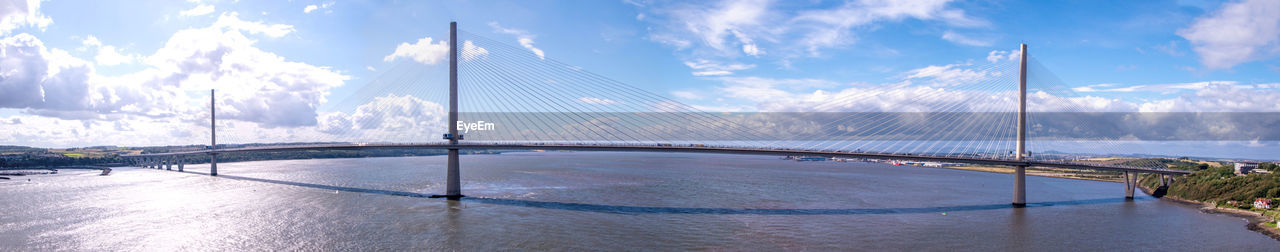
[122,143,1192,175]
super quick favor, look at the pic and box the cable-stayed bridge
[123,22,1191,207]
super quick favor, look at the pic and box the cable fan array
[205,27,1171,170]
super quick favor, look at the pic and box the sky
[0,0,1278,156]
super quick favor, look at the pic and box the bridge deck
[122,143,1192,175]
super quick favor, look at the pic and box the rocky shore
[1138,184,1280,241]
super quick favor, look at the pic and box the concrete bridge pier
[164,159,171,170]
[445,149,462,199]
[210,153,218,176]
[178,162,184,172]
[1012,165,1026,207]
[1123,172,1137,199]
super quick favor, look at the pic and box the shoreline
[1136,184,1280,241]
[928,163,1280,241]
[921,165,1122,183]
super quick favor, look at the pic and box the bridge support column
[165,159,171,170]
[209,89,217,176]
[1124,172,1136,199]
[1013,44,1028,207]
[178,162,184,172]
[210,153,218,176]
[1161,174,1168,187]
[1013,165,1026,207]
[445,149,462,199]
[430,21,464,200]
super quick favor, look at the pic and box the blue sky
[0,0,1278,152]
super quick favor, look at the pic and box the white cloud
[303,2,334,14]
[722,79,1014,112]
[904,63,1005,87]
[670,0,770,53]
[1177,0,1280,69]
[742,43,762,56]
[0,0,52,35]
[142,15,347,127]
[1027,91,1137,112]
[383,36,449,64]
[490,22,545,59]
[707,72,1280,113]
[179,4,215,17]
[1072,81,1233,93]
[985,48,1021,63]
[647,33,691,49]
[714,76,840,105]
[639,0,985,66]
[0,34,95,111]
[211,12,294,38]
[317,94,445,141]
[94,45,136,66]
[789,0,985,56]
[80,36,101,48]
[81,35,138,66]
[0,114,210,147]
[352,94,444,131]
[0,8,355,146]
[578,97,622,105]
[461,40,488,61]
[1136,84,1280,112]
[683,59,754,76]
[940,30,992,46]
[365,66,376,71]
[671,91,704,100]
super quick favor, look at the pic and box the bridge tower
[210,89,218,176]
[431,21,464,200]
[1013,44,1028,207]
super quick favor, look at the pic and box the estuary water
[2,152,1277,250]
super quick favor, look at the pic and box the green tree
[1259,162,1278,171]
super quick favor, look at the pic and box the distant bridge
[122,22,1185,207]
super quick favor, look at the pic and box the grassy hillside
[1145,167,1280,204]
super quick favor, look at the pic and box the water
[2,152,1277,250]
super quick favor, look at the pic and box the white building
[1235,162,1257,175]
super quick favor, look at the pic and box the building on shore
[1254,198,1273,210]
[1235,162,1257,175]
